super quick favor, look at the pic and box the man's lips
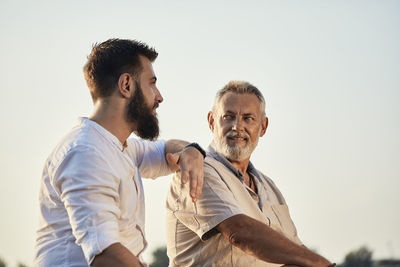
[226,134,249,143]
[228,136,247,140]
[152,102,159,115]
[225,130,250,143]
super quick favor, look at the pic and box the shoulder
[47,124,99,165]
[46,125,113,181]
[168,156,231,200]
[204,156,226,177]
[251,165,276,185]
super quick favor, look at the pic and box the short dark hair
[213,81,266,116]
[83,38,158,101]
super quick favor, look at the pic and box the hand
[166,146,204,202]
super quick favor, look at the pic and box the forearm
[91,243,142,267]
[218,215,331,267]
[165,139,189,155]
[244,227,329,266]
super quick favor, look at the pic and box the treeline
[1,245,398,267]
[146,245,400,267]
[0,258,26,267]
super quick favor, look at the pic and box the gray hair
[212,81,266,117]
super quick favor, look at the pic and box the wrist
[184,142,206,158]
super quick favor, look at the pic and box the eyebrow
[225,110,255,116]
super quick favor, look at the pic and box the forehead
[217,92,262,114]
[138,55,155,78]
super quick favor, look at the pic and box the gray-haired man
[166,81,334,267]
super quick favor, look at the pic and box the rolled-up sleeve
[128,138,171,179]
[172,165,243,240]
[53,145,121,264]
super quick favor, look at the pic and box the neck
[228,158,250,176]
[89,98,134,145]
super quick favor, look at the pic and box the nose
[232,117,244,131]
[154,87,163,104]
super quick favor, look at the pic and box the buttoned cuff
[80,219,120,264]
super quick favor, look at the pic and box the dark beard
[126,81,160,140]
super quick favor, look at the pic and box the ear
[118,73,134,99]
[259,116,268,137]
[207,111,215,131]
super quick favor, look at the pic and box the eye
[223,115,234,120]
[244,116,255,121]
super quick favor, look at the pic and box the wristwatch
[184,142,206,158]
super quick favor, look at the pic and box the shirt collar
[79,117,127,152]
[207,142,260,182]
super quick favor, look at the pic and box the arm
[165,139,204,202]
[91,243,142,267]
[130,138,204,202]
[216,214,332,267]
[165,139,188,152]
[56,147,133,265]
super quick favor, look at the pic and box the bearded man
[166,81,334,267]
[34,39,205,267]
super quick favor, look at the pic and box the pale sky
[0,0,399,266]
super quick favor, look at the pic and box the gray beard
[214,135,258,161]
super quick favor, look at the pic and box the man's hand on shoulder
[165,141,205,202]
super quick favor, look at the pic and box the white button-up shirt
[34,117,170,267]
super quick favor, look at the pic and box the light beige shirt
[166,145,302,267]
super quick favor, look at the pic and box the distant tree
[149,246,169,267]
[342,246,373,267]
[17,262,28,267]
[0,256,6,267]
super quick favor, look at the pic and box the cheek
[143,89,156,105]
[248,126,261,139]
[142,85,154,97]
[221,127,232,137]
[213,123,226,137]
[218,120,231,131]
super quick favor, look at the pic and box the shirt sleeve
[127,138,171,179]
[53,145,121,265]
[170,162,244,240]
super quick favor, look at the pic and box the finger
[194,172,204,202]
[166,152,179,165]
[166,153,180,172]
[180,169,189,184]
[188,171,198,202]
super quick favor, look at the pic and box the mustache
[153,102,159,109]
[226,131,249,139]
